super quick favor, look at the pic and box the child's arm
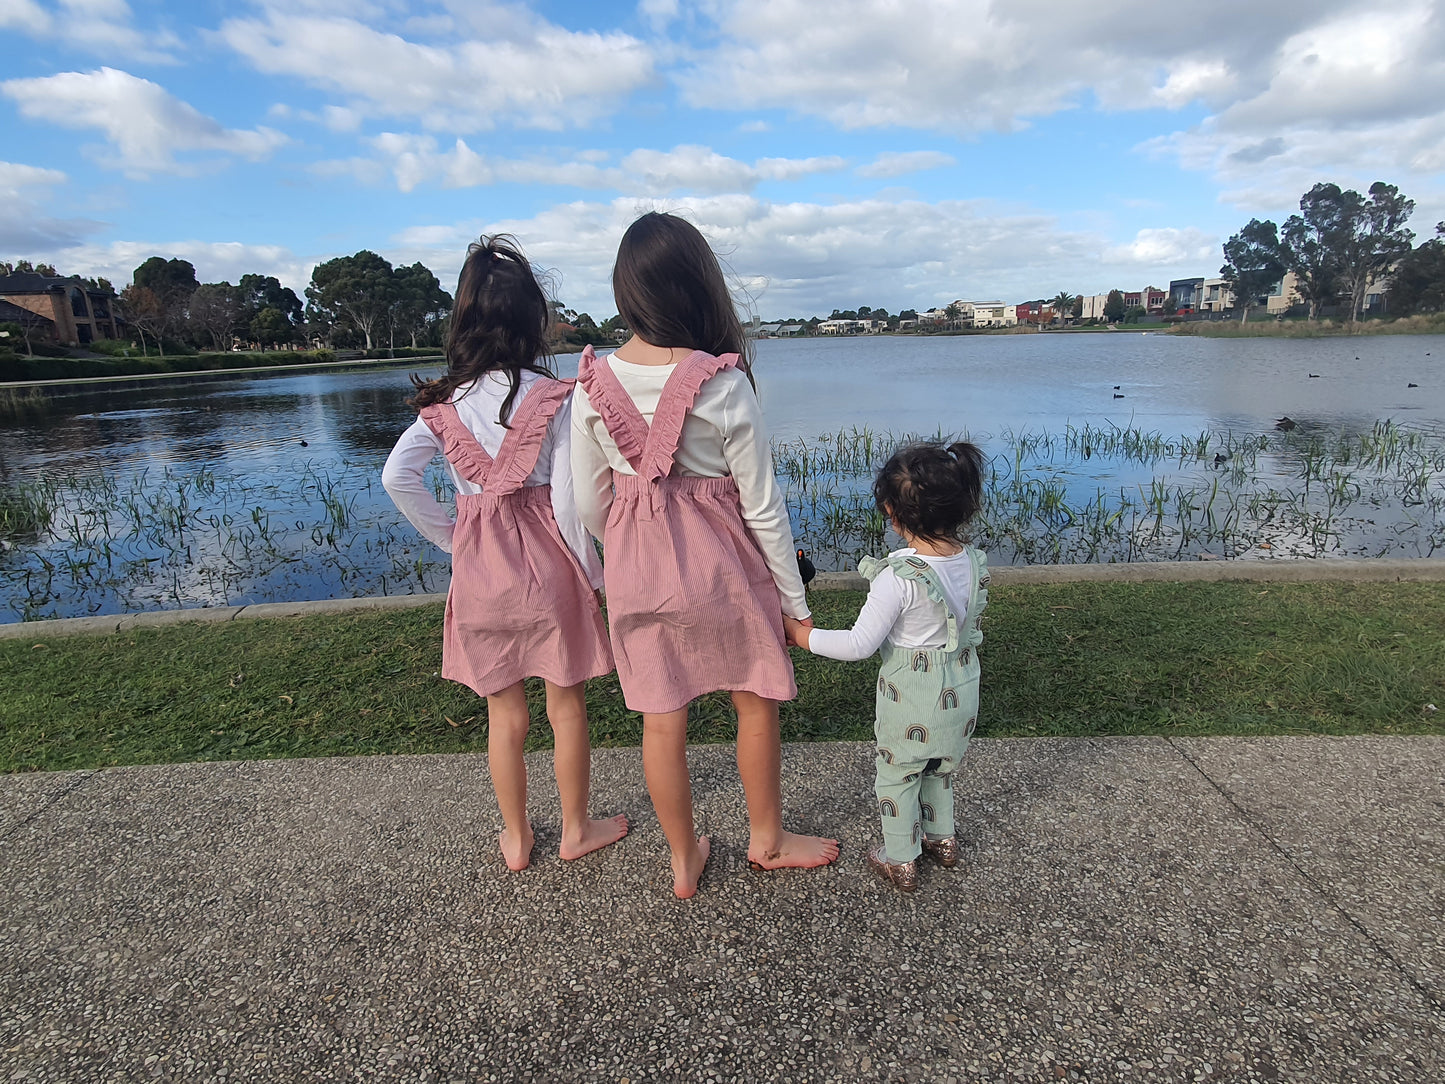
[785,573,909,660]
[381,418,456,553]
[719,373,810,620]
[547,395,605,589]
[569,383,614,541]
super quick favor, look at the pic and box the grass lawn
[3,581,1443,773]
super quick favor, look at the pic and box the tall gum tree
[1220,219,1287,323]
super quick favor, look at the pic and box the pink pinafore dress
[577,347,796,714]
[418,379,613,698]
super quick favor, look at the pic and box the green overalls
[862,549,988,864]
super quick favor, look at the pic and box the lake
[2,332,1443,621]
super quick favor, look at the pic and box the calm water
[3,332,1444,621]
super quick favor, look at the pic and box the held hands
[783,615,813,650]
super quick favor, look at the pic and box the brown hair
[872,440,987,545]
[611,212,754,384]
[408,235,553,425]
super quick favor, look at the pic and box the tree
[1051,292,1076,326]
[1220,218,1287,323]
[118,284,167,356]
[1103,290,1125,323]
[239,274,303,324]
[944,302,965,328]
[1161,294,1178,317]
[133,257,198,345]
[250,306,294,351]
[306,251,396,350]
[188,282,245,350]
[1071,295,1084,320]
[1281,183,1349,320]
[1388,222,1445,315]
[1337,181,1414,322]
[389,262,451,349]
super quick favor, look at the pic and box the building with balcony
[0,271,120,346]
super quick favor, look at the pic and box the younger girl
[785,441,989,892]
[571,211,839,898]
[383,235,627,872]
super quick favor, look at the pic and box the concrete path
[1,737,1440,1083]
[6,558,1445,640]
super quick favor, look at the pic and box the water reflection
[2,335,1443,621]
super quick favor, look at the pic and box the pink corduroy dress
[418,378,613,698]
[577,348,796,714]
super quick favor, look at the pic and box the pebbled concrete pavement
[1,737,1441,1083]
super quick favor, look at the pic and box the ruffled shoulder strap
[882,553,960,654]
[418,401,493,485]
[964,547,989,649]
[640,350,741,481]
[576,345,649,472]
[487,377,573,495]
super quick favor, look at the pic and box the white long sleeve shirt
[381,371,605,590]
[809,548,974,661]
[570,352,810,620]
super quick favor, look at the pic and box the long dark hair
[612,212,754,385]
[873,440,986,545]
[408,235,553,425]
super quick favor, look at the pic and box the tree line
[1220,180,1444,323]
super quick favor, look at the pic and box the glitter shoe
[920,835,960,868]
[867,844,918,892]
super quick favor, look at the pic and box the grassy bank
[3,580,1442,773]
[1172,313,1445,337]
[0,348,340,382]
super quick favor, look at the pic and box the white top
[571,352,810,620]
[381,371,605,590]
[809,548,973,661]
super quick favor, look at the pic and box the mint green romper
[863,549,989,864]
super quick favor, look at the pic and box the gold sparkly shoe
[867,845,918,892]
[920,835,960,869]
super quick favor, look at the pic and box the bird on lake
[1408,383,1419,388]
[299,439,309,447]
[1214,453,1229,466]
[1308,373,1320,378]
[796,549,816,586]
[1113,385,1121,390]
[1274,416,1297,431]
[1113,393,1125,399]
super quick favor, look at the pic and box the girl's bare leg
[641,706,710,898]
[486,682,534,871]
[544,680,628,860]
[733,691,840,870]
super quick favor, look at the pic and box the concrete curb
[5,557,1444,640]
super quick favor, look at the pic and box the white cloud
[1,68,288,178]
[857,151,956,179]
[320,137,849,195]
[388,195,1224,319]
[54,240,310,291]
[679,0,1365,132]
[218,5,654,132]
[0,0,180,62]
[1103,227,1218,267]
[1139,3,1445,213]
[0,159,105,252]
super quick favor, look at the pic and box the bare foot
[747,830,840,871]
[672,835,711,900]
[559,814,630,861]
[498,823,534,871]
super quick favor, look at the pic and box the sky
[2,0,1443,320]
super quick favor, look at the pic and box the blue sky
[2,0,1442,318]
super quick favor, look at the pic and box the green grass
[3,581,1443,773]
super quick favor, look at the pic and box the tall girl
[383,236,627,873]
[571,211,839,898]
